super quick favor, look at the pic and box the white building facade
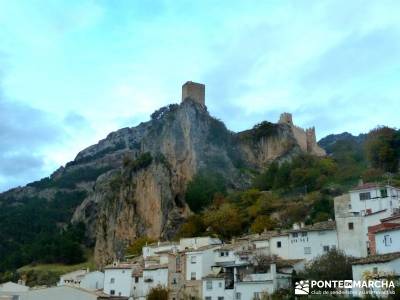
[375,227,400,255]
[103,263,133,297]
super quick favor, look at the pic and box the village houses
[2,182,400,299]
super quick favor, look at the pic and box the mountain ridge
[0,96,327,267]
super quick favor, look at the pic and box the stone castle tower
[279,112,293,126]
[182,81,205,107]
[278,112,325,156]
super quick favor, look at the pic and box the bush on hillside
[185,170,226,213]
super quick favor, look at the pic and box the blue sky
[0,0,399,191]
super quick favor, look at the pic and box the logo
[295,280,310,295]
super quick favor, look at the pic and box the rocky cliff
[0,99,322,266]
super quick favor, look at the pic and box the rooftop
[349,183,400,192]
[287,221,336,233]
[375,223,400,234]
[104,263,135,270]
[144,264,169,271]
[352,252,400,265]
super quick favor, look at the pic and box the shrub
[147,285,169,300]
[185,170,226,213]
[126,237,155,257]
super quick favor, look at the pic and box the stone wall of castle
[278,113,326,156]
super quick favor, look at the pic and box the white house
[202,261,294,300]
[130,265,144,300]
[335,184,400,258]
[186,245,219,281]
[0,281,29,300]
[179,237,221,251]
[0,282,29,293]
[375,226,400,254]
[352,252,400,297]
[142,265,169,296]
[142,241,178,259]
[267,221,338,261]
[184,245,220,299]
[202,274,234,300]
[349,184,400,217]
[103,262,133,297]
[58,269,104,291]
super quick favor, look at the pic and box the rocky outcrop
[0,99,324,266]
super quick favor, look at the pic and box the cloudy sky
[0,0,399,192]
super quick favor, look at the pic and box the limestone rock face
[0,100,324,266]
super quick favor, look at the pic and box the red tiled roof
[352,252,400,265]
[350,183,382,191]
[375,223,400,234]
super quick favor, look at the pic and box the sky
[0,0,399,192]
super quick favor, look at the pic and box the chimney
[358,178,364,186]
[292,223,300,230]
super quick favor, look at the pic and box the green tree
[185,171,226,212]
[250,215,276,234]
[301,249,353,281]
[203,203,243,238]
[177,215,206,238]
[126,237,155,257]
[365,126,399,172]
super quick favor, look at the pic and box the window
[277,241,282,248]
[118,292,121,296]
[292,233,298,238]
[349,203,352,209]
[359,192,371,200]
[191,256,197,264]
[301,232,307,237]
[220,251,225,256]
[172,278,177,284]
[218,297,224,300]
[348,222,354,230]
[110,290,115,295]
[191,272,196,280]
[380,188,388,198]
[304,247,311,254]
[384,235,392,246]
[110,278,115,284]
[206,280,212,290]
[205,298,211,300]
[135,277,139,283]
[176,255,181,271]
[236,292,242,300]
[323,245,330,252]
[373,267,378,274]
[218,282,222,288]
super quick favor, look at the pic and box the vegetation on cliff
[177,126,400,240]
[1,97,399,283]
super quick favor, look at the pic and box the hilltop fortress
[181,81,325,157]
[279,112,326,156]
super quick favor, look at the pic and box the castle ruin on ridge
[279,112,326,156]
[182,81,205,107]
[180,81,325,157]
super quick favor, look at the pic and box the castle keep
[278,112,326,156]
[180,82,325,156]
[182,81,205,107]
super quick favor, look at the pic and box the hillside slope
[0,99,325,267]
